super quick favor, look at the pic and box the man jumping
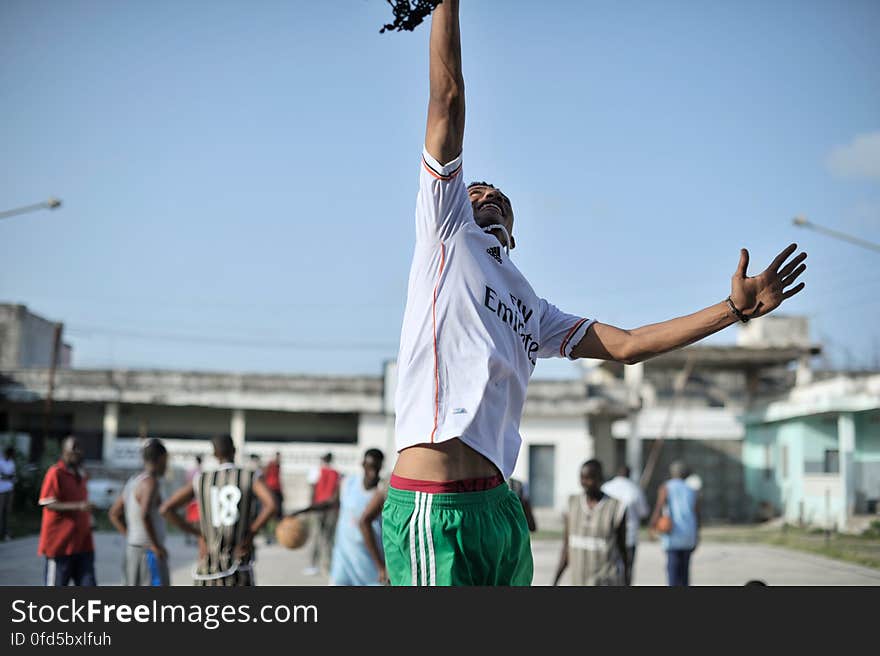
[381,0,807,586]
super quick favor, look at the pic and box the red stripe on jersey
[560,318,588,357]
[422,157,462,181]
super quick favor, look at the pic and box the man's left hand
[234,534,254,561]
[729,243,807,319]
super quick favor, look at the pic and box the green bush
[10,441,62,514]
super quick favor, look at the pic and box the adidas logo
[486,246,503,264]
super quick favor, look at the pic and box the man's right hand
[150,543,168,561]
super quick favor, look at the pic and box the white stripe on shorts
[46,558,56,587]
[425,493,436,586]
[409,491,421,586]
[417,491,428,586]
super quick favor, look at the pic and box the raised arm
[425,0,464,164]
[572,244,807,363]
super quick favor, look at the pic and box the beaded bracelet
[726,296,750,323]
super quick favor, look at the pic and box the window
[824,449,839,474]
[764,443,773,480]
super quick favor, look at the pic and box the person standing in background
[303,452,340,576]
[508,477,537,533]
[650,460,700,586]
[161,435,276,587]
[38,436,97,586]
[0,446,17,541]
[293,449,386,585]
[108,439,170,586]
[263,452,284,520]
[184,455,202,545]
[553,460,627,586]
[601,465,649,585]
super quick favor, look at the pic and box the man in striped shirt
[553,460,627,586]
[162,435,276,586]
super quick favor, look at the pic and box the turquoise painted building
[743,374,880,529]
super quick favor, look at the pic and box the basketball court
[1,532,877,586]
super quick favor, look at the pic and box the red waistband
[390,473,504,494]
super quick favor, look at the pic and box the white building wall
[515,415,593,514]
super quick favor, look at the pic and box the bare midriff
[392,438,501,482]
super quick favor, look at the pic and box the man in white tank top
[108,439,169,586]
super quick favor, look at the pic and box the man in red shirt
[38,436,97,586]
[264,452,284,520]
[304,452,340,576]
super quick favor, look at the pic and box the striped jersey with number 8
[193,463,257,586]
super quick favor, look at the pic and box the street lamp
[0,197,63,220]
[793,216,880,254]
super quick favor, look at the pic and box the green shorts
[381,482,533,586]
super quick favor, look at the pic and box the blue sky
[2,0,879,378]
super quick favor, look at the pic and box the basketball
[275,516,309,549]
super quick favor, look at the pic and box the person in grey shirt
[109,439,170,585]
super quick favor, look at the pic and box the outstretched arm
[425,0,464,164]
[572,244,807,364]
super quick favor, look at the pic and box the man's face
[580,465,603,496]
[62,437,84,467]
[468,184,515,248]
[362,455,382,486]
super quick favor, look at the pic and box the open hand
[730,243,807,319]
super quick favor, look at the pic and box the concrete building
[743,373,880,530]
[0,364,627,515]
[584,316,821,521]
[0,304,72,369]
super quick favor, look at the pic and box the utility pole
[36,323,64,463]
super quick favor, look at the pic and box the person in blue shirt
[649,461,700,586]
[293,449,386,586]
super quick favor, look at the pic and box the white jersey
[394,148,595,478]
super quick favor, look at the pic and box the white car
[86,478,124,510]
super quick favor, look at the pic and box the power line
[65,324,398,352]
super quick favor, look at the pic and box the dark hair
[3,446,14,459]
[468,180,496,190]
[364,448,384,464]
[142,438,167,464]
[744,580,768,587]
[195,455,202,465]
[321,452,333,463]
[212,434,235,459]
[618,464,631,478]
[581,459,603,475]
[467,180,511,204]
